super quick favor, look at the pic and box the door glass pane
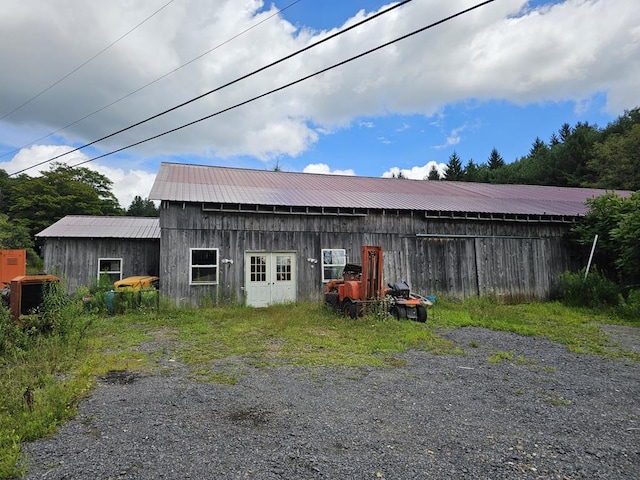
[250,255,267,282]
[275,255,291,282]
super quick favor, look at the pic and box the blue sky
[0,0,637,208]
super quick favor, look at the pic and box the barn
[36,216,160,293]
[148,162,616,307]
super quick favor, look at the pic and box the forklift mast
[361,245,383,300]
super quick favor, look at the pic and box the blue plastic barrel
[105,290,115,314]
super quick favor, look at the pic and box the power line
[0,0,177,121]
[68,0,496,170]
[0,0,304,161]
[9,0,413,176]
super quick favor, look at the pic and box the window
[321,249,346,282]
[275,255,292,282]
[98,258,122,284]
[250,255,267,282]
[190,248,218,284]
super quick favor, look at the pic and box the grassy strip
[430,296,640,359]
[1,299,638,478]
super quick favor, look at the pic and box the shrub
[617,289,640,322]
[557,268,620,308]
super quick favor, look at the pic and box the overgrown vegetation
[556,191,640,313]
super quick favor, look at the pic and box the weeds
[488,350,514,363]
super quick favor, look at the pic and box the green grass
[1,298,639,478]
[430,297,640,359]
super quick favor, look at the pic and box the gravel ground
[23,327,640,480]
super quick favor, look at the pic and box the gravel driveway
[23,327,640,479]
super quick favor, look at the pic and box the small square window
[190,248,218,285]
[98,258,122,285]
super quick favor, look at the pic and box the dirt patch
[100,369,139,385]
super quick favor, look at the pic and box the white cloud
[382,162,446,180]
[434,124,467,149]
[303,163,355,176]
[90,165,157,209]
[0,0,637,164]
[0,145,89,177]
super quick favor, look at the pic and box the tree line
[440,107,640,191]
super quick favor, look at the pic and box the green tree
[126,196,159,217]
[427,165,441,180]
[570,192,640,287]
[589,123,640,191]
[444,152,464,181]
[463,159,478,182]
[560,121,601,186]
[7,163,123,238]
[610,194,640,286]
[487,148,505,170]
[0,214,33,250]
[559,123,571,142]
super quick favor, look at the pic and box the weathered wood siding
[41,238,160,293]
[159,202,577,305]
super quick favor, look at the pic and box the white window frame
[97,257,123,283]
[321,248,346,283]
[189,248,219,285]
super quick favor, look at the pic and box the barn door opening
[244,252,296,307]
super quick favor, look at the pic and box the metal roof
[36,216,160,239]
[148,162,630,217]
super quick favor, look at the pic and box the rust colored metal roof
[36,216,160,239]
[148,162,629,217]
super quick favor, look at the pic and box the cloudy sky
[1,0,638,208]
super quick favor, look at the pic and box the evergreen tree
[463,159,478,182]
[487,148,505,170]
[559,123,571,142]
[444,152,464,181]
[427,165,441,180]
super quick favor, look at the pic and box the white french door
[244,252,296,307]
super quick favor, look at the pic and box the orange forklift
[324,245,428,322]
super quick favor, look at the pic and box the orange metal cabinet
[0,250,26,286]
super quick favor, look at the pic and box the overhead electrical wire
[10,0,414,176]
[0,0,304,161]
[14,0,497,175]
[68,0,495,170]
[0,0,178,122]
